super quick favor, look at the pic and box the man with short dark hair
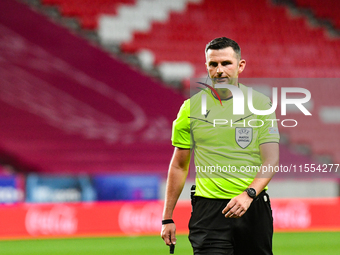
[161,37,279,255]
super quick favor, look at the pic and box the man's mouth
[214,77,228,83]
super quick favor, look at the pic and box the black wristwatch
[245,188,257,199]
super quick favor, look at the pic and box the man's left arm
[222,142,279,218]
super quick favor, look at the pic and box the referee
[161,37,279,254]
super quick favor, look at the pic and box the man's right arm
[161,147,191,246]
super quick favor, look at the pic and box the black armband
[162,219,174,225]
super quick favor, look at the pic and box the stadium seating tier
[1,0,340,177]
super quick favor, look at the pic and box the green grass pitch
[0,232,339,255]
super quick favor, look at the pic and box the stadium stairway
[41,0,137,30]
[295,0,340,29]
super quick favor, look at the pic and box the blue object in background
[0,175,22,204]
[93,174,160,201]
[26,174,96,203]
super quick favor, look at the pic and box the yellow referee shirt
[172,83,280,199]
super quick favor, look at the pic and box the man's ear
[238,59,246,74]
[205,63,210,77]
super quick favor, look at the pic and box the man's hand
[161,223,177,246]
[222,192,253,218]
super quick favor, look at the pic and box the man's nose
[216,65,223,76]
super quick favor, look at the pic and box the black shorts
[188,191,273,255]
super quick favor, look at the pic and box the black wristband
[162,219,174,225]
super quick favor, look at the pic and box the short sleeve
[171,99,191,149]
[257,97,280,145]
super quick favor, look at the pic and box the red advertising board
[0,198,339,240]
[0,201,191,239]
[272,198,340,232]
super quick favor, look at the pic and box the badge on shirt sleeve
[235,127,253,148]
[268,127,279,134]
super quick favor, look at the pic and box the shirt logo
[235,127,253,149]
[204,109,211,118]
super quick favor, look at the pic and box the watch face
[247,188,256,198]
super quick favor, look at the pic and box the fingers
[161,224,176,246]
[161,227,171,245]
[222,200,235,214]
[170,232,177,245]
[222,194,252,218]
[224,206,245,218]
